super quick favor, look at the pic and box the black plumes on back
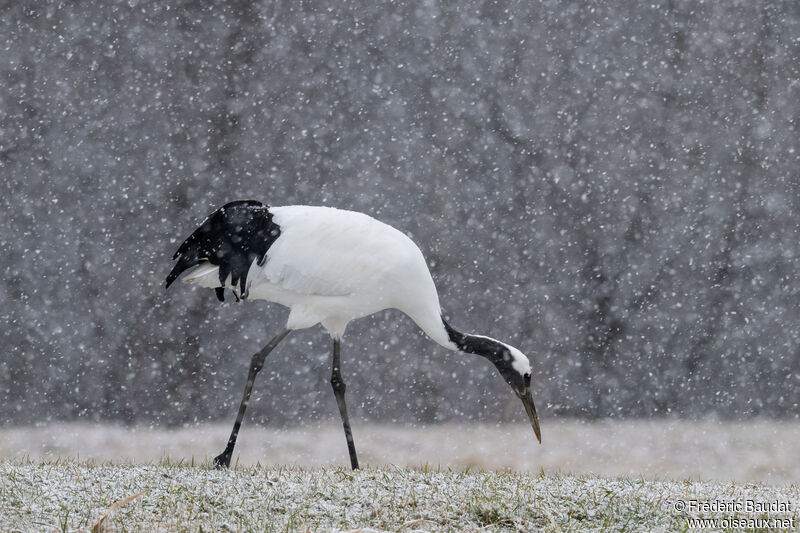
[165,200,281,301]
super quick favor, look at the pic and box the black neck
[442,316,528,394]
[442,317,506,364]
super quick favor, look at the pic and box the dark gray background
[1,0,798,426]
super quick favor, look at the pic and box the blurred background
[1,0,799,437]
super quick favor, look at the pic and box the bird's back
[252,206,443,335]
[259,206,419,297]
[177,204,448,341]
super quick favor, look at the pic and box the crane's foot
[212,450,232,469]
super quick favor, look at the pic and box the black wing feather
[165,200,281,301]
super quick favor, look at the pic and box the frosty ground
[2,460,798,532]
[1,420,799,531]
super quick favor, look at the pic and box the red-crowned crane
[166,200,541,469]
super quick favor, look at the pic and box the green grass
[1,459,797,532]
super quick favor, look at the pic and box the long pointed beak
[519,387,542,443]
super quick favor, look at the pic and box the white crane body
[166,200,540,469]
[183,205,452,347]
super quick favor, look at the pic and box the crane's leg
[213,328,291,469]
[330,339,360,470]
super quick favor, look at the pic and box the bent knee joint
[330,376,346,394]
[251,354,268,374]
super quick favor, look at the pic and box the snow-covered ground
[2,461,798,532]
[2,419,798,485]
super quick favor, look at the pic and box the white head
[504,342,532,376]
[488,340,540,443]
